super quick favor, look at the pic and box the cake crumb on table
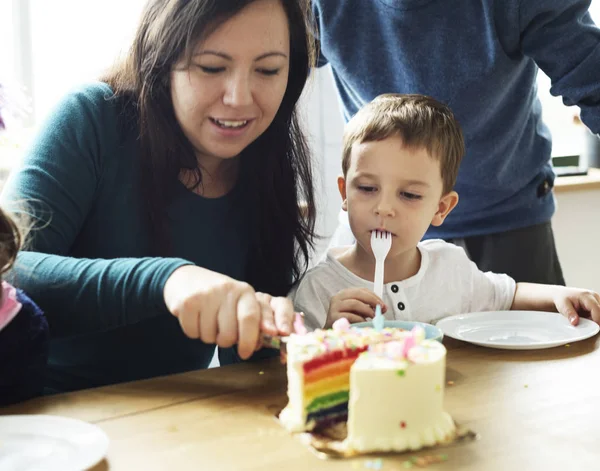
[403,454,449,468]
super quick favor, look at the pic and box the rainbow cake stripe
[279,325,411,432]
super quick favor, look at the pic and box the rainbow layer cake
[279,321,456,453]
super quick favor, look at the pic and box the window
[4,0,147,125]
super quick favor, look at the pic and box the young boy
[291,94,600,331]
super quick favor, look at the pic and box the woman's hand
[164,265,290,359]
[326,287,386,329]
[254,292,293,337]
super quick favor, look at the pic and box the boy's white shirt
[291,239,516,331]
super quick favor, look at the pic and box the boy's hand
[326,288,387,328]
[553,287,600,325]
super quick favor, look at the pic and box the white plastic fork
[370,230,392,299]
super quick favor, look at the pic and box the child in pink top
[0,81,48,405]
[0,209,48,405]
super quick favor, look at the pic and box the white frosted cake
[280,319,455,453]
[345,337,455,452]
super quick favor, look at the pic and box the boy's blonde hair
[342,94,465,195]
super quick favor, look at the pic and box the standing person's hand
[164,266,290,359]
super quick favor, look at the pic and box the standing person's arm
[519,0,600,133]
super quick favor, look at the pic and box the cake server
[259,312,306,358]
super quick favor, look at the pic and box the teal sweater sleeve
[2,83,192,337]
[12,253,189,337]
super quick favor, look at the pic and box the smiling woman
[169,0,291,197]
[1,0,317,395]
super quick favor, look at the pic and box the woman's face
[171,0,290,166]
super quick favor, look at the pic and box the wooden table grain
[2,336,599,471]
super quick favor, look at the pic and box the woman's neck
[181,155,240,198]
[337,243,422,284]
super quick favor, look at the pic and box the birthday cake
[279,320,455,453]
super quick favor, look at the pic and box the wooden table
[2,336,600,471]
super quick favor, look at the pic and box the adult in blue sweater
[1,0,316,393]
[313,0,600,284]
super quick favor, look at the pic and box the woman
[1,0,316,393]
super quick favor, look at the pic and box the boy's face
[338,135,458,260]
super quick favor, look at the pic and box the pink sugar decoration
[402,336,415,357]
[332,317,351,331]
[401,326,425,357]
[293,312,307,335]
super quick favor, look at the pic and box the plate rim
[0,414,109,471]
[436,310,600,350]
[353,319,444,341]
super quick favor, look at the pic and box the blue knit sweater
[313,0,600,238]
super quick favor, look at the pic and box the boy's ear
[337,175,348,211]
[431,191,459,226]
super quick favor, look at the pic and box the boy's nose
[375,197,395,217]
[223,73,253,107]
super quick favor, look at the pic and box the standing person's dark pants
[449,221,566,285]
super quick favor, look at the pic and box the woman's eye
[401,192,422,200]
[257,68,280,76]
[198,66,225,74]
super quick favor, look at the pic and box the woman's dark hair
[101,0,317,295]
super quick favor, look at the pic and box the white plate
[436,311,600,350]
[0,415,109,471]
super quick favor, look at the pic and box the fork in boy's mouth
[370,228,396,237]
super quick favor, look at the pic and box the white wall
[298,67,345,261]
[553,188,600,293]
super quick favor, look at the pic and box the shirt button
[397,302,405,311]
[391,284,399,293]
